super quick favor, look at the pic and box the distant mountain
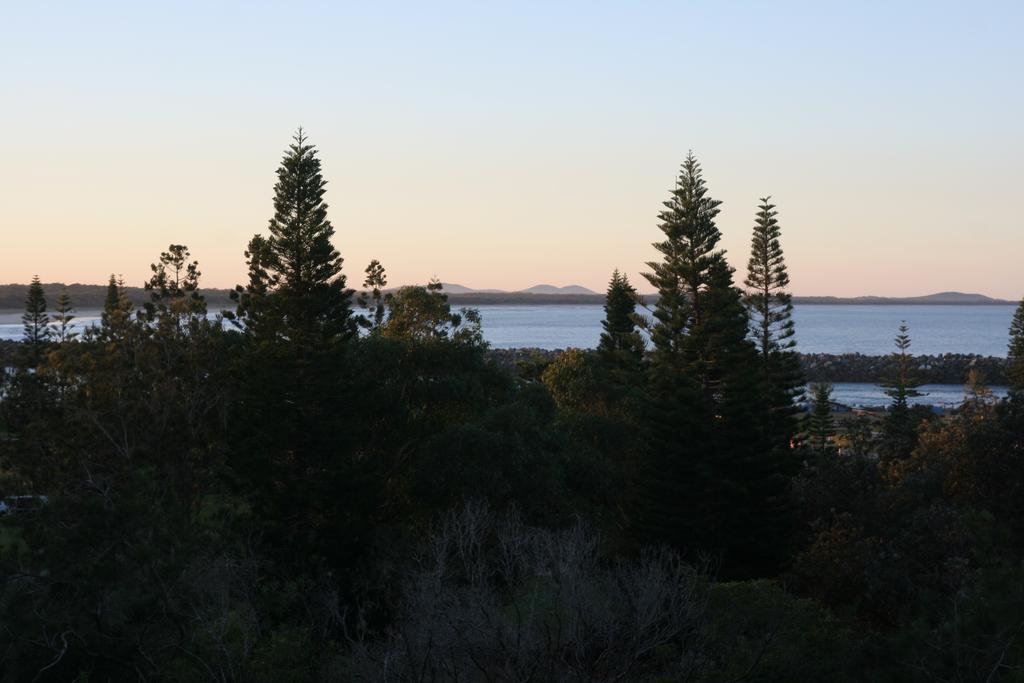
[915,292,1008,304]
[519,284,597,295]
[445,292,605,305]
[438,283,598,295]
[439,283,506,294]
[438,283,480,294]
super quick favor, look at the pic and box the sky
[2,1,1022,297]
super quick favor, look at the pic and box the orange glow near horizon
[2,3,1022,299]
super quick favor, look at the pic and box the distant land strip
[446,292,1017,306]
[0,283,1016,313]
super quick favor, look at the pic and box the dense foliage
[2,138,1023,681]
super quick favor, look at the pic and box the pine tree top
[743,195,795,358]
[643,152,736,358]
[1009,298,1024,393]
[22,275,51,345]
[267,128,344,292]
[599,269,643,360]
[234,129,354,345]
[882,321,925,401]
[652,152,723,264]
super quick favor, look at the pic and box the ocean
[470,303,1018,357]
[2,304,1017,355]
[2,304,1017,407]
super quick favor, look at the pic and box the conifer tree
[881,322,925,458]
[644,152,726,369]
[103,274,119,312]
[642,154,757,398]
[101,274,134,332]
[642,154,757,402]
[144,244,206,330]
[638,153,785,576]
[233,129,353,345]
[102,274,121,326]
[52,287,77,342]
[1009,297,1024,397]
[744,197,803,450]
[808,383,835,454]
[745,197,796,358]
[598,269,644,363]
[22,276,50,347]
[358,259,388,331]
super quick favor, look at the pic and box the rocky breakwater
[800,353,1008,385]
[487,348,1009,386]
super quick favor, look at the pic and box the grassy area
[0,522,27,557]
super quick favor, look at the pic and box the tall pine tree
[744,197,795,358]
[639,153,785,577]
[358,259,389,331]
[52,287,77,342]
[103,274,120,317]
[744,196,803,450]
[1009,297,1024,398]
[881,322,925,458]
[22,276,50,348]
[233,129,353,346]
[229,132,360,571]
[101,274,134,333]
[645,153,725,371]
[807,383,835,454]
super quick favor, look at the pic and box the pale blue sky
[2,1,1022,296]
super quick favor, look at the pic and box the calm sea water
[0,304,1016,355]
[472,304,1018,357]
[819,383,1007,408]
[1,304,1016,407]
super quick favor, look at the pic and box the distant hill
[439,283,597,295]
[791,292,1014,305]
[0,283,1014,312]
[445,292,606,305]
[439,283,506,294]
[438,283,479,294]
[520,284,597,295]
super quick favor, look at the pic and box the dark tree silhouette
[744,196,803,451]
[22,276,50,348]
[232,129,354,346]
[1009,298,1024,397]
[597,269,644,363]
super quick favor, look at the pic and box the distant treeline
[0,286,610,310]
[0,283,236,312]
